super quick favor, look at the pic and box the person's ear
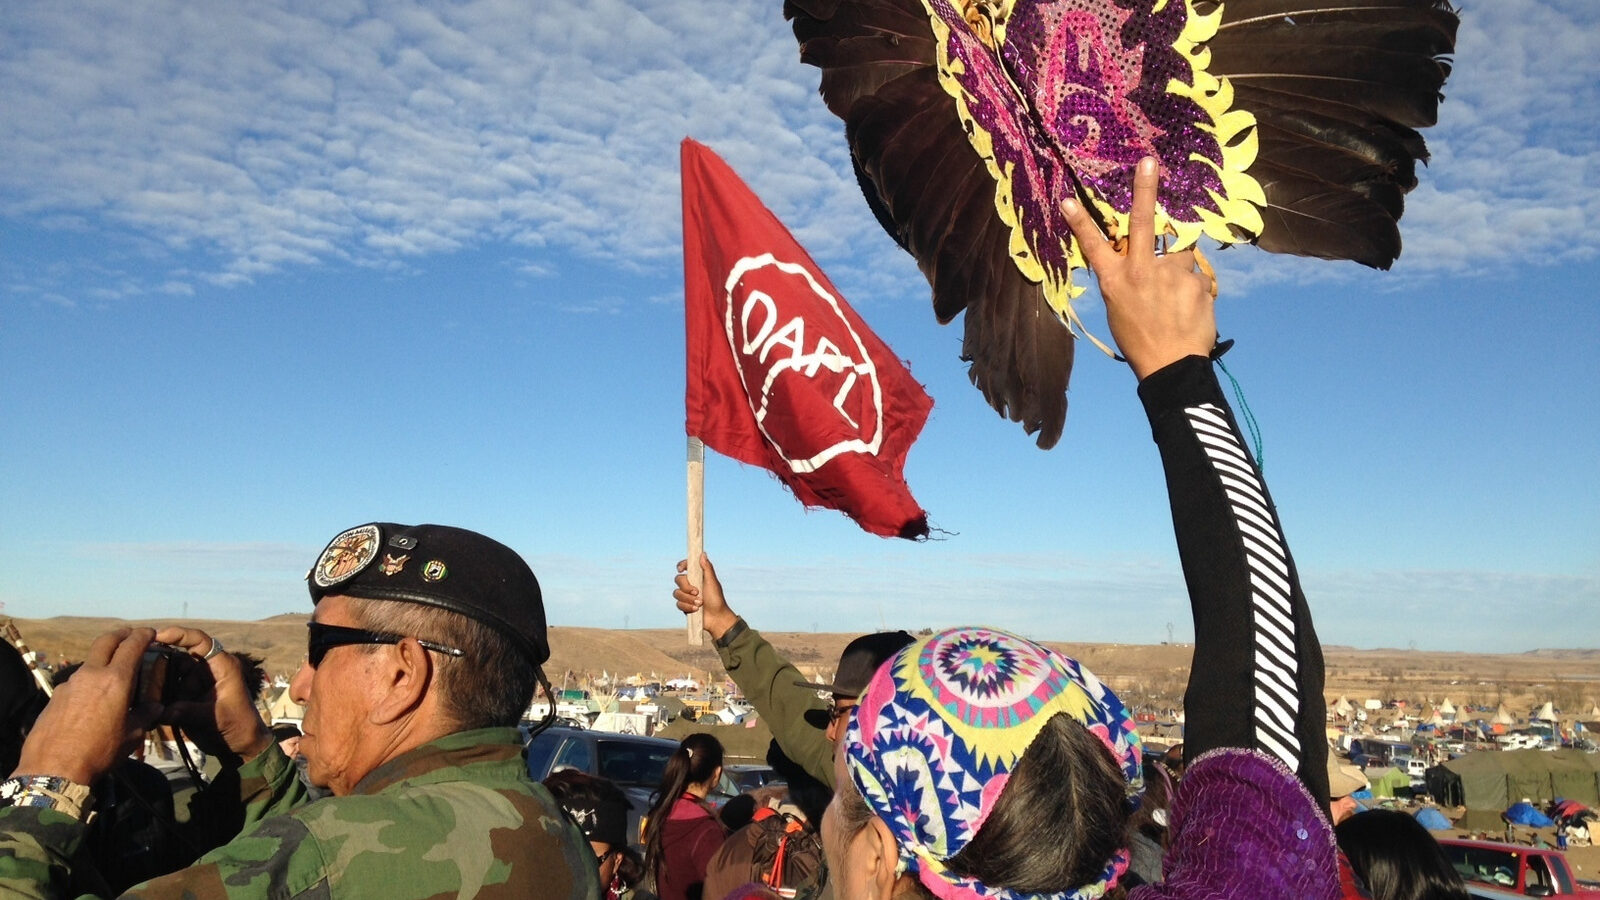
[862,815,902,900]
[368,639,432,725]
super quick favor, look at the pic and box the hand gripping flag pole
[681,137,933,641]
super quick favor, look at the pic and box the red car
[1437,837,1600,898]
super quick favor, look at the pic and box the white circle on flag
[722,253,884,473]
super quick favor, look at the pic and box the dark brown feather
[1250,160,1403,267]
[1213,0,1457,266]
[1238,85,1432,165]
[789,0,1076,446]
[783,0,1456,444]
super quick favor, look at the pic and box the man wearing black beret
[0,522,599,899]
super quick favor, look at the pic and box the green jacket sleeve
[0,747,311,900]
[715,620,835,788]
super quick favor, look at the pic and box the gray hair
[345,597,540,730]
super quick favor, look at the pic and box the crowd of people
[0,162,1476,899]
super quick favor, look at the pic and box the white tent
[1334,696,1354,717]
[1440,698,1456,717]
[266,686,304,724]
[1534,701,1556,721]
[1493,705,1516,726]
[1365,699,1384,711]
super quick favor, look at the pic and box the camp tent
[1504,801,1556,827]
[1369,766,1414,798]
[1414,806,1454,831]
[1535,701,1556,722]
[1493,705,1516,726]
[1441,699,1457,718]
[265,686,304,724]
[1432,749,1600,830]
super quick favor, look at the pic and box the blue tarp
[1414,807,1454,831]
[1504,801,1556,827]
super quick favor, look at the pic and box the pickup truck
[1438,838,1600,897]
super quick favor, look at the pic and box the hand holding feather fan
[785,0,1458,447]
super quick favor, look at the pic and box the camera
[134,644,212,707]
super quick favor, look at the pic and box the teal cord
[1215,357,1264,469]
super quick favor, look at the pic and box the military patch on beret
[312,524,381,589]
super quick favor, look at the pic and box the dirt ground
[12,616,1598,720]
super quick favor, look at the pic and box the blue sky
[2,0,1596,652]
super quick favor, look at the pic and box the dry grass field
[12,615,1599,715]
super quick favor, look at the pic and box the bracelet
[0,775,95,823]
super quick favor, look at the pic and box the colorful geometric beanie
[844,626,1143,900]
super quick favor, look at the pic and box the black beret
[306,523,549,667]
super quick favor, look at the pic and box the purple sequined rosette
[923,0,1235,297]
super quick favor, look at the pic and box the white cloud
[1,0,1592,300]
[0,0,876,296]
[1400,0,1600,270]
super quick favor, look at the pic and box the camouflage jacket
[0,727,601,899]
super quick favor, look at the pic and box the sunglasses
[306,622,465,667]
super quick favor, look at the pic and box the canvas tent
[1414,806,1454,831]
[265,686,304,724]
[1430,749,1600,830]
[1369,766,1414,798]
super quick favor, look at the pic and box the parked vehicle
[722,763,782,793]
[1437,838,1600,897]
[522,725,737,847]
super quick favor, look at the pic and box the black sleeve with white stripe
[1138,355,1330,806]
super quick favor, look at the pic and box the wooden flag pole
[686,436,705,645]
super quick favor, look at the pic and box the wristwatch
[0,775,95,823]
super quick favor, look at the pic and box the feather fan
[784,0,1458,448]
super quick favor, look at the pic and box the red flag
[681,138,931,539]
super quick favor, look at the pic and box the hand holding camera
[9,626,273,789]
[11,628,162,786]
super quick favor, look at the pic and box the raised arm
[673,555,834,787]
[1063,159,1329,805]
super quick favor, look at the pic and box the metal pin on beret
[307,523,550,667]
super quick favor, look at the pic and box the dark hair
[348,597,539,729]
[643,732,725,887]
[0,639,48,775]
[949,714,1131,891]
[833,713,1131,897]
[1336,809,1469,900]
[613,845,646,890]
[233,652,269,703]
[720,793,757,831]
[1127,758,1175,846]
